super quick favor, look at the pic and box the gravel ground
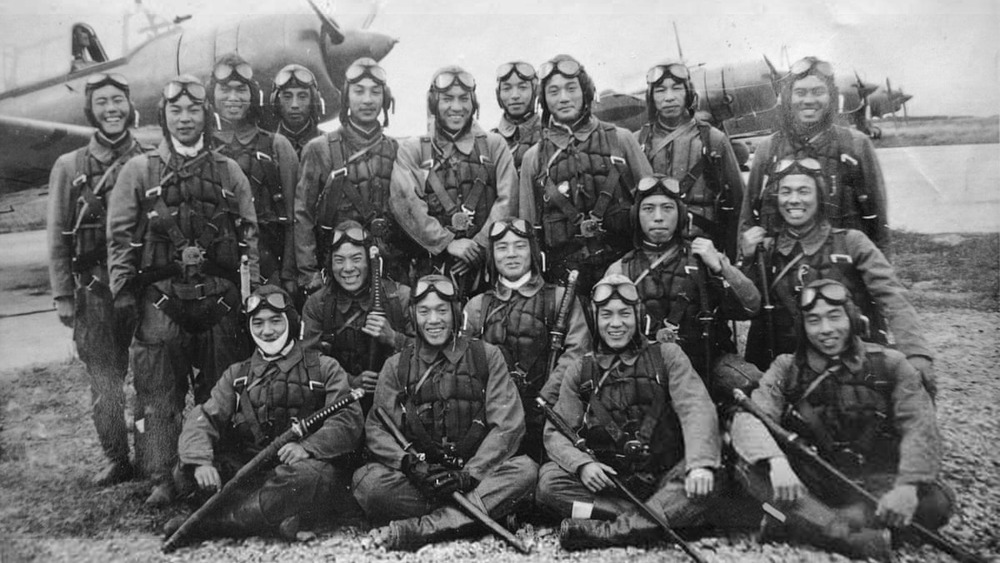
[1,308,998,563]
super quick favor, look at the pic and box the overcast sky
[3,0,997,137]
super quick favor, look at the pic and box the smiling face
[214,79,251,123]
[492,230,532,281]
[499,75,533,118]
[437,84,473,133]
[777,174,819,228]
[790,74,831,126]
[652,77,687,124]
[415,292,454,347]
[90,84,130,136]
[250,308,288,345]
[803,300,851,357]
[329,242,368,292]
[348,78,384,127]
[544,74,584,123]
[638,194,680,244]
[165,95,205,146]
[596,298,637,351]
[278,87,312,129]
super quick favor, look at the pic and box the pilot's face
[596,298,637,351]
[638,194,679,245]
[329,242,368,293]
[348,78,385,127]
[492,230,532,281]
[803,300,851,357]
[250,308,288,345]
[415,293,454,348]
[278,87,312,128]
[90,84,130,136]
[214,79,252,123]
[499,76,533,119]
[545,74,584,123]
[791,74,831,126]
[653,78,687,123]
[777,174,819,228]
[165,95,205,146]
[436,85,473,133]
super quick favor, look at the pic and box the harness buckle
[451,207,473,232]
[181,245,205,267]
[153,294,170,310]
[330,167,348,181]
[72,174,88,188]
[369,217,390,238]
[217,295,232,313]
[610,156,626,166]
[84,276,100,292]
[144,186,162,198]
[578,214,603,238]
[255,151,273,162]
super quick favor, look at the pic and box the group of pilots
[46,49,952,561]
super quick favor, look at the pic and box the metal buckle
[330,167,348,181]
[153,294,169,309]
[610,156,626,166]
[84,276,100,291]
[579,215,602,238]
[217,296,232,312]
[181,246,205,267]
[255,151,273,162]
[451,208,473,232]
[72,174,88,188]
[369,217,390,238]
[144,186,162,198]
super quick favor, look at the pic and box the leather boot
[93,459,134,487]
[559,514,660,551]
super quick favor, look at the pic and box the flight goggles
[538,59,582,81]
[646,63,690,85]
[274,65,318,89]
[345,58,388,84]
[591,281,640,306]
[637,175,682,196]
[85,73,129,92]
[213,61,254,83]
[488,218,531,241]
[412,278,458,302]
[329,226,370,249]
[496,62,536,82]
[773,157,823,178]
[163,79,207,104]
[788,57,834,79]
[432,70,476,91]
[245,292,290,315]
[799,281,850,311]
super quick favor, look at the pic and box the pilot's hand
[305,271,325,294]
[579,462,617,493]
[741,226,767,260]
[876,484,919,528]
[362,312,397,345]
[690,237,724,274]
[278,442,310,465]
[685,467,715,498]
[55,296,74,328]
[358,370,380,393]
[194,464,222,491]
[768,456,806,503]
[447,239,478,263]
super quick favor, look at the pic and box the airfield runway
[1,143,997,372]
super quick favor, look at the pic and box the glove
[876,484,919,528]
[113,289,138,327]
[428,468,479,499]
[401,454,437,496]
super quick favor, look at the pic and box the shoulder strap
[473,133,495,187]
[637,123,651,153]
[233,359,267,446]
[316,134,348,229]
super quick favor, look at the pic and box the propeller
[307,0,345,44]
[763,55,781,93]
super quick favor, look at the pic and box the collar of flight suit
[804,337,866,378]
[776,220,832,257]
[434,121,487,158]
[215,119,261,146]
[546,114,600,147]
[495,111,539,140]
[249,339,304,379]
[493,271,545,300]
[417,333,470,365]
[595,346,642,369]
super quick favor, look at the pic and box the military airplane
[0,0,396,194]
[592,31,908,149]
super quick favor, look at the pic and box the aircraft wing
[0,115,93,193]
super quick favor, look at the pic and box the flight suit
[47,133,144,471]
[462,272,591,463]
[107,140,259,485]
[493,112,542,172]
[731,343,953,556]
[353,336,536,548]
[517,116,653,294]
[277,119,321,159]
[174,341,364,534]
[390,123,516,294]
[213,122,298,287]
[637,117,745,260]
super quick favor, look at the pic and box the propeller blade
[763,55,780,87]
[673,21,685,63]
[308,0,345,44]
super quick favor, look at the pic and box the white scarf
[499,271,532,290]
[252,313,293,357]
[170,135,204,158]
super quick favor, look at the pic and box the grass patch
[889,229,999,311]
[873,116,999,148]
[0,361,184,538]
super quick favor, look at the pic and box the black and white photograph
[0,0,997,561]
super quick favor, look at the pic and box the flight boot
[559,513,661,551]
[162,497,300,542]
